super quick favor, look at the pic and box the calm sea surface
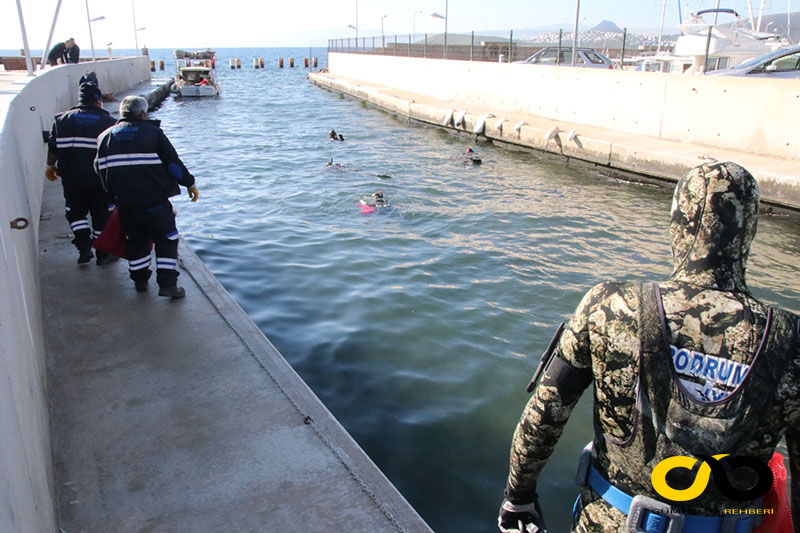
[146,47,799,532]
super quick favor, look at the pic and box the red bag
[93,207,128,258]
[753,452,794,533]
[93,207,153,259]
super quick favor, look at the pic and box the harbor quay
[1,59,430,532]
[310,52,800,213]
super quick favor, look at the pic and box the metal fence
[328,25,795,73]
[327,29,657,68]
[328,31,561,64]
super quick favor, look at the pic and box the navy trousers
[117,201,181,288]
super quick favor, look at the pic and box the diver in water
[499,161,800,533]
[325,157,346,169]
[465,147,482,165]
[358,191,390,214]
[329,129,344,141]
[368,191,387,207]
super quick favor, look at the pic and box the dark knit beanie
[80,82,102,104]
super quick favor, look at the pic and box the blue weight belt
[586,465,755,533]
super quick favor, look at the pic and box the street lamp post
[571,0,580,67]
[132,0,140,56]
[381,15,387,51]
[431,1,448,60]
[85,0,105,63]
[412,10,422,43]
[136,27,147,54]
[348,24,357,52]
[15,0,34,75]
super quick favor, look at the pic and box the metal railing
[328,32,549,64]
[328,26,793,73]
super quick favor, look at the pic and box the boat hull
[178,84,220,97]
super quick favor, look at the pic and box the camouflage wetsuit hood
[504,162,800,531]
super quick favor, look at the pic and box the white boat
[174,65,221,97]
[631,8,790,74]
[173,48,216,60]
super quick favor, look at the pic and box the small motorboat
[173,65,221,97]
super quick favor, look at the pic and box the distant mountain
[591,20,623,33]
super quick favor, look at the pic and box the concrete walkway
[39,182,430,529]
[309,72,800,212]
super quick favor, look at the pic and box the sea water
[147,47,799,532]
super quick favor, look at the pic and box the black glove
[498,497,547,533]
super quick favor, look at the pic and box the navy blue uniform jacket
[95,118,195,207]
[48,104,116,188]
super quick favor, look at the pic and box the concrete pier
[1,62,430,532]
[39,177,430,531]
[310,55,800,212]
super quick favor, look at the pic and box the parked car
[514,47,614,69]
[707,44,800,78]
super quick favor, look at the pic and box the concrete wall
[327,53,800,161]
[0,57,150,532]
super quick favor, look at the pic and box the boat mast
[757,0,767,32]
[747,0,756,31]
[658,0,667,52]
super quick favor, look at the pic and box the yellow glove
[45,166,59,182]
[188,185,199,202]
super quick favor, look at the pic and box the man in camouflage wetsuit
[499,162,800,532]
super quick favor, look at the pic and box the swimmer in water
[329,129,344,141]
[465,147,482,165]
[368,191,387,207]
[358,191,390,214]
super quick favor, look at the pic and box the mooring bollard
[278,58,284,68]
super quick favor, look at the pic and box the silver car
[708,45,800,78]
[514,47,614,69]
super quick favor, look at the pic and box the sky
[1,0,792,51]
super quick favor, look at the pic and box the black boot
[96,251,119,266]
[78,249,94,264]
[158,285,186,299]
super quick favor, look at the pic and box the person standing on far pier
[95,96,199,299]
[499,162,799,532]
[46,75,117,265]
[47,38,80,66]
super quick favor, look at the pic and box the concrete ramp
[39,181,430,532]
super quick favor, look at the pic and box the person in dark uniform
[46,75,117,265]
[499,162,800,532]
[47,38,80,66]
[94,96,199,299]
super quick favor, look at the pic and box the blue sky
[1,0,791,50]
